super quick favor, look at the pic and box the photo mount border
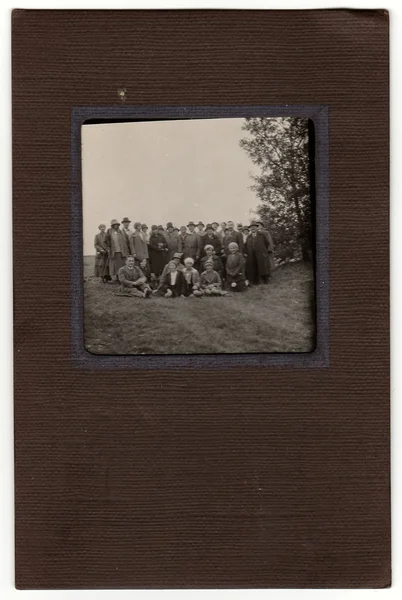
[71,105,329,370]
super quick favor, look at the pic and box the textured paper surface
[13,9,389,588]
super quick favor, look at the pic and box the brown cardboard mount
[13,9,389,589]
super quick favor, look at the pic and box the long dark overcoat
[245,231,271,279]
[148,232,169,276]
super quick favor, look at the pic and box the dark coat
[148,232,169,276]
[158,270,185,297]
[200,254,223,276]
[245,231,271,278]
[223,230,244,254]
[200,233,222,257]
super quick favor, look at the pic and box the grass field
[83,256,315,355]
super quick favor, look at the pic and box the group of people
[93,218,274,298]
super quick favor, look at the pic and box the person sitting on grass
[200,260,228,296]
[154,260,185,297]
[160,252,184,279]
[182,257,203,297]
[199,244,224,278]
[117,255,152,298]
[225,242,247,292]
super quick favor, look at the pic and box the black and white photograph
[82,117,315,355]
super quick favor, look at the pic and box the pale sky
[82,118,260,255]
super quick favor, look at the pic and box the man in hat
[237,223,244,232]
[199,223,222,257]
[244,222,272,285]
[258,220,275,271]
[164,222,180,260]
[211,222,219,234]
[196,221,206,240]
[118,255,152,298]
[120,217,132,250]
[217,222,227,243]
[178,221,200,261]
[131,221,150,276]
[94,224,110,281]
[223,220,244,255]
[107,219,129,280]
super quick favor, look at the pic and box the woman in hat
[107,219,129,280]
[148,225,169,278]
[94,224,110,281]
[225,242,246,291]
[200,260,227,296]
[182,257,203,297]
[141,223,150,243]
[242,225,250,246]
[164,222,180,260]
[131,221,150,278]
[154,260,186,298]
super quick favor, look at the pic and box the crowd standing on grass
[93,218,275,298]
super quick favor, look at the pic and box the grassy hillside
[83,256,315,355]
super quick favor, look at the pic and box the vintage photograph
[82,117,315,354]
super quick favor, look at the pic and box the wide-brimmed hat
[141,223,148,229]
[211,221,219,227]
[197,221,205,227]
[187,221,196,227]
[173,227,179,231]
[166,222,174,229]
[237,223,243,228]
[205,223,214,230]
[173,252,183,259]
[121,217,131,223]
[249,221,259,228]
[110,219,120,226]
[242,225,250,231]
[151,225,158,231]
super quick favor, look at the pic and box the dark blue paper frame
[71,105,329,370]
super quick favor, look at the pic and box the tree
[240,117,313,263]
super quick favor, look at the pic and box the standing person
[131,221,150,277]
[154,260,186,298]
[141,223,150,243]
[108,219,129,280]
[118,255,152,298]
[223,220,244,255]
[260,220,275,272]
[182,258,203,297]
[237,223,244,233]
[211,222,219,235]
[179,221,200,261]
[178,225,187,253]
[244,222,272,285]
[94,224,110,281]
[199,245,223,278]
[199,224,222,257]
[242,225,250,247]
[120,217,132,251]
[217,222,227,243]
[196,221,206,240]
[148,225,169,278]
[225,242,247,291]
[164,222,180,260]
[200,260,227,296]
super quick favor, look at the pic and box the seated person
[199,244,224,277]
[117,255,152,298]
[225,242,246,292]
[182,257,203,297]
[154,260,185,297]
[160,252,184,279]
[200,260,228,296]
